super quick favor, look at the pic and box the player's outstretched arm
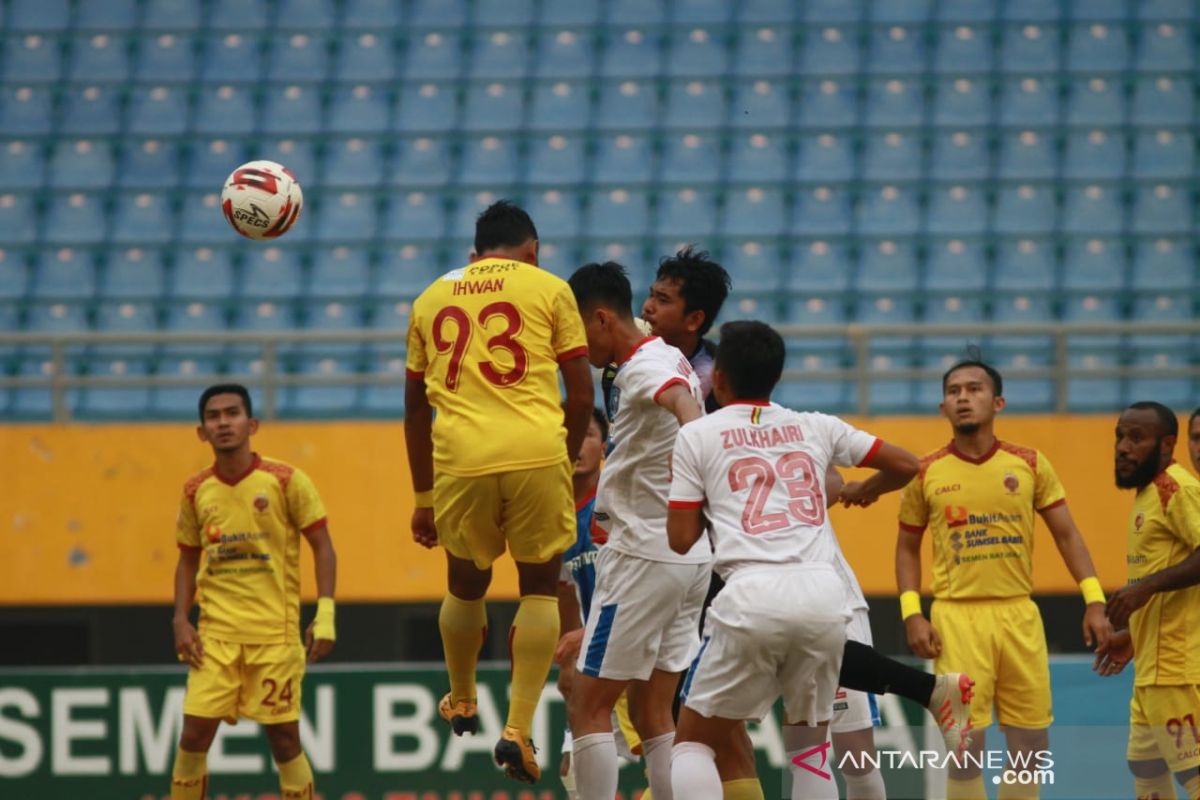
[839,442,919,507]
[1040,503,1111,649]
[404,374,438,549]
[560,356,593,463]
[896,528,941,659]
[825,467,844,507]
[655,382,703,427]
[1108,546,1200,629]
[172,547,204,668]
[302,523,338,663]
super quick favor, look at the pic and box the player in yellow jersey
[1094,402,1200,800]
[896,360,1111,800]
[169,384,338,800]
[1188,406,1200,475]
[405,200,594,784]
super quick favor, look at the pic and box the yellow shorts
[434,458,575,570]
[1127,684,1200,772]
[183,638,305,725]
[932,597,1052,729]
[615,691,643,756]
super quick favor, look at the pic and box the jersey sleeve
[667,424,706,508]
[819,413,883,468]
[550,281,589,363]
[1034,451,1068,511]
[897,475,929,533]
[404,305,428,378]
[176,490,201,550]
[287,468,329,534]
[1166,483,1200,550]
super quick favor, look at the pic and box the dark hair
[654,246,732,337]
[568,261,633,316]
[1190,406,1200,430]
[942,359,1003,397]
[1127,401,1179,438]
[715,321,785,399]
[474,200,538,254]
[199,383,253,421]
[591,407,609,441]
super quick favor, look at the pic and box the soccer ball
[220,160,303,240]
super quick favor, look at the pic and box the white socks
[572,732,618,800]
[670,741,721,800]
[642,733,675,800]
[844,767,887,800]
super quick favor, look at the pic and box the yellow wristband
[414,489,434,507]
[1080,576,1105,605]
[899,590,922,620]
[313,597,336,641]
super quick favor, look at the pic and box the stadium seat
[315,191,378,242]
[309,247,371,299]
[926,185,987,235]
[524,134,587,186]
[660,133,721,183]
[199,34,263,83]
[524,189,583,237]
[1131,129,1194,179]
[409,0,467,26]
[600,28,663,78]
[102,248,166,300]
[69,33,132,83]
[992,184,1056,235]
[935,23,992,72]
[335,32,396,83]
[993,238,1057,291]
[541,0,601,24]
[468,30,532,80]
[1063,238,1126,290]
[800,25,861,75]
[458,136,520,186]
[259,139,316,188]
[655,187,718,238]
[665,27,729,77]
[209,0,268,29]
[999,23,1059,72]
[119,139,183,189]
[861,131,922,181]
[663,79,726,129]
[856,185,920,236]
[382,191,447,241]
[93,301,157,334]
[529,80,591,131]
[403,31,463,80]
[267,33,330,82]
[163,300,228,331]
[1067,22,1130,72]
[1134,22,1193,70]
[1063,129,1126,179]
[461,81,524,132]
[1067,0,1127,20]
[1061,185,1124,234]
[1130,183,1192,234]
[328,84,391,134]
[31,248,97,300]
[728,132,787,182]
[722,241,782,290]
[186,138,251,188]
[0,192,38,245]
[476,0,535,26]
[1132,76,1193,126]
[1066,77,1125,126]
[447,190,497,240]
[171,248,236,299]
[794,132,855,183]
[375,243,444,297]
[996,129,1056,180]
[2,34,63,84]
[178,191,235,243]
[0,251,29,299]
[868,25,926,75]
[389,136,454,187]
[135,33,197,82]
[276,0,336,29]
[593,134,655,184]
[722,187,786,237]
[737,78,794,128]
[787,240,852,292]
[233,299,297,331]
[261,85,322,136]
[7,0,71,29]
[111,192,175,244]
[864,78,924,127]
[26,300,89,332]
[242,248,305,299]
[586,187,651,237]
[194,85,257,136]
[999,77,1058,127]
[732,26,793,77]
[595,79,662,130]
[931,76,989,126]
[322,137,385,188]
[535,31,596,80]
[43,192,107,244]
[856,240,919,291]
[1131,238,1194,291]
[929,131,988,180]
[61,85,122,135]
[791,185,852,235]
[925,238,988,290]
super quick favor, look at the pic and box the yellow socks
[997,777,1041,800]
[723,777,766,799]
[438,593,487,704]
[506,594,559,738]
[946,774,988,800]
[170,748,207,800]
[278,752,314,799]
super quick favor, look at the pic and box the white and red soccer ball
[220,160,303,240]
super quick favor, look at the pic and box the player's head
[712,320,785,404]
[1115,401,1178,489]
[1188,406,1200,475]
[642,246,731,345]
[940,360,1005,435]
[568,261,635,368]
[197,383,257,454]
[573,407,608,480]
[471,200,539,265]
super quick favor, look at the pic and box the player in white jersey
[565,261,710,800]
[666,321,921,800]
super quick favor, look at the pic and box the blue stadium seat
[1067,0,1126,19]
[856,294,916,348]
[1063,238,1126,290]
[261,85,322,135]
[722,241,782,290]
[799,25,861,75]
[61,86,122,135]
[1131,129,1193,179]
[382,191,447,241]
[77,0,136,29]
[47,139,114,189]
[7,0,70,29]
[660,132,721,183]
[309,246,370,298]
[1132,76,1193,125]
[991,293,1054,324]
[367,297,413,332]
[999,22,1058,72]
[1063,293,1121,324]
[1063,129,1125,179]
[163,301,227,332]
[0,140,45,189]
[524,189,583,237]
[1131,293,1191,326]
[787,240,852,292]
[171,248,236,299]
[44,192,107,244]
[335,32,396,82]
[934,23,992,72]
[926,185,987,235]
[992,184,1056,234]
[389,136,453,187]
[26,300,89,332]
[2,34,63,84]
[276,0,337,29]
[302,299,365,331]
[185,138,249,188]
[446,191,496,241]
[656,187,718,238]
[861,131,922,181]
[529,80,591,130]
[258,140,318,188]
[663,79,726,129]
[864,78,924,127]
[102,248,166,300]
[409,0,467,26]
[1136,0,1196,20]
[178,191,235,243]
[923,294,986,324]
[112,191,175,244]
[732,26,793,77]
[467,30,532,80]
[796,79,855,128]
[585,188,651,237]
[1136,21,1194,70]
[993,238,1056,291]
[395,82,455,133]
[535,30,595,79]
[141,0,202,29]
[593,134,655,184]
[665,27,729,77]
[329,84,390,134]
[360,353,405,415]
[7,352,71,421]
[932,76,989,126]
[242,247,305,299]
[94,301,157,334]
[375,243,444,297]
[929,131,988,180]
[736,77,796,129]
[803,0,865,22]
[459,136,520,186]
[999,77,1057,127]
[1131,183,1192,234]
[69,33,132,82]
[209,0,268,29]
[267,33,330,82]
[32,248,96,299]
[403,31,463,79]
[856,185,920,236]
[542,0,601,24]
[867,25,926,75]
[1067,22,1130,72]
[315,191,378,242]
[200,34,262,83]
[740,0,796,22]
[0,252,29,299]
[600,28,662,77]
[194,86,257,136]
[135,33,197,82]
[674,0,730,23]
[791,185,851,235]
[1066,76,1125,126]
[0,191,37,244]
[233,299,297,331]
[722,187,786,236]
[925,238,987,290]
[875,0,934,22]
[996,129,1056,180]
[322,137,385,188]
[1062,184,1124,234]
[1125,376,1194,410]
[1131,238,1194,290]
[728,133,787,182]
[525,134,587,185]
[794,132,855,183]
[475,0,535,25]
[461,81,524,132]
[856,240,919,291]
[119,139,183,189]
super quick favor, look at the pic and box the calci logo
[253,493,269,513]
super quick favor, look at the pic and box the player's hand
[1092,628,1133,677]
[1106,581,1152,629]
[411,506,438,549]
[904,614,942,659]
[173,618,204,669]
[305,621,335,663]
[838,480,881,508]
[555,628,585,666]
[560,750,571,778]
[1082,602,1112,650]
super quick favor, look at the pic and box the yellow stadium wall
[0,416,1179,605]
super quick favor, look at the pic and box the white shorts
[577,547,710,681]
[831,607,881,734]
[681,563,849,724]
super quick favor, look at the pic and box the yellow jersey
[898,440,1067,600]
[1126,463,1200,687]
[406,257,588,477]
[176,454,327,645]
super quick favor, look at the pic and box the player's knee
[263,723,303,762]
[177,716,220,753]
[1128,758,1170,779]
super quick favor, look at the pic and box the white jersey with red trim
[595,336,710,564]
[669,402,881,581]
